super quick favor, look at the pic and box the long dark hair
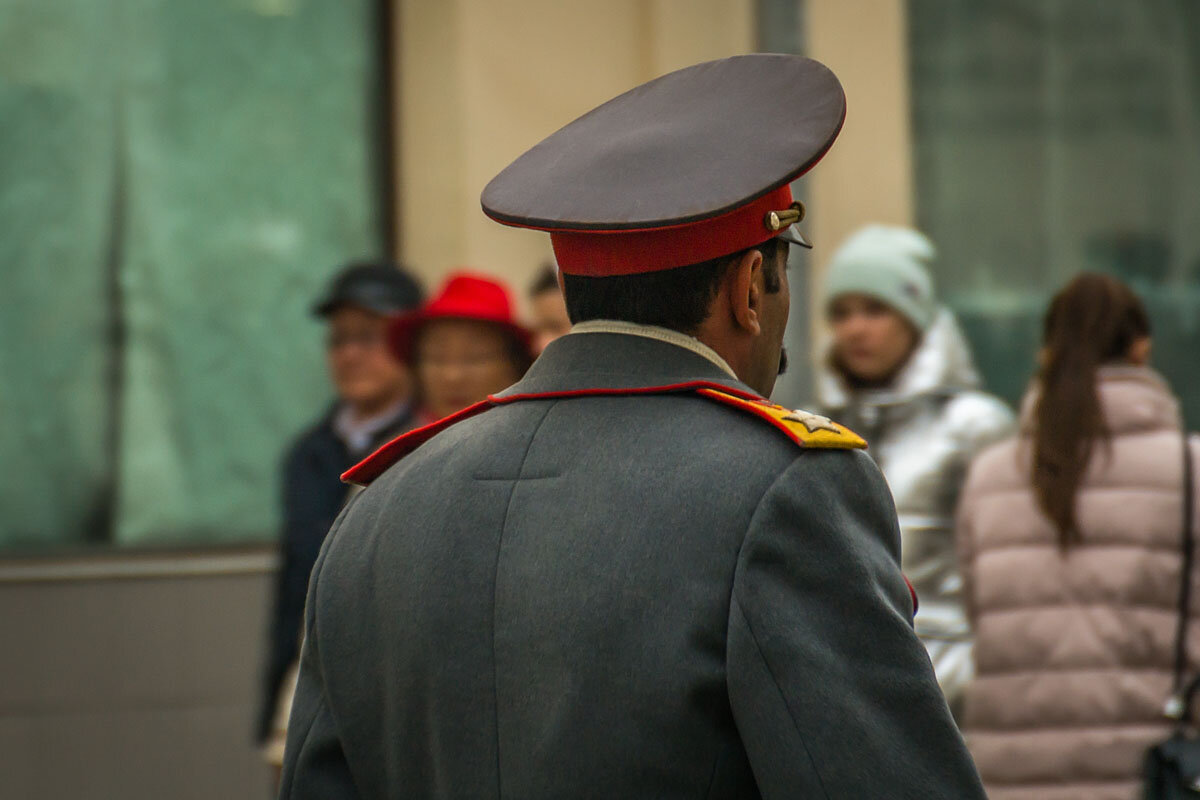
[1033,273,1151,548]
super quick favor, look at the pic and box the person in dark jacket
[257,261,423,764]
[280,55,985,799]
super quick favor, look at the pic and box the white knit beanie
[824,225,938,331]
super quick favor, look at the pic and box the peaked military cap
[481,54,845,276]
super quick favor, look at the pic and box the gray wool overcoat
[279,330,986,799]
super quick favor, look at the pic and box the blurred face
[416,319,523,420]
[529,288,572,356]
[747,246,791,397]
[326,307,411,414]
[828,293,918,384]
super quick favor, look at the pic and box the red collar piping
[342,380,761,486]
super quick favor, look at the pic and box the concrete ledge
[0,548,277,584]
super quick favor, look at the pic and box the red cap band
[548,184,794,276]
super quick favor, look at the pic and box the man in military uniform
[280,55,986,798]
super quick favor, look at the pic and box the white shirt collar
[333,398,410,456]
[567,319,738,379]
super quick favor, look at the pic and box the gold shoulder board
[696,388,867,450]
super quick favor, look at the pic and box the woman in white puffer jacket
[814,225,1014,716]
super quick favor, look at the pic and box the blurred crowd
[258,226,1197,799]
[257,261,569,771]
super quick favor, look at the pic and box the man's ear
[729,248,763,336]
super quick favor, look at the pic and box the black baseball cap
[312,261,424,318]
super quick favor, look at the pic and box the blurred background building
[1,1,1197,797]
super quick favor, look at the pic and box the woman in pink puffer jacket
[956,273,1200,800]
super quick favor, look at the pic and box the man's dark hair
[528,262,561,298]
[562,238,785,334]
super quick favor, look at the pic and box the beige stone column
[804,0,914,333]
[393,0,755,303]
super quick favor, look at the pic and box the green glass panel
[0,0,384,549]
[0,1,118,548]
[910,0,1200,419]
[113,0,382,545]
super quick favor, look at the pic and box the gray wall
[0,550,277,800]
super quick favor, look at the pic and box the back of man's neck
[570,319,738,380]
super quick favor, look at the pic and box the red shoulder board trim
[341,380,762,486]
[694,389,867,450]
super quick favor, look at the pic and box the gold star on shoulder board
[693,388,867,450]
[781,411,840,434]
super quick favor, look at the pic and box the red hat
[387,271,533,363]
